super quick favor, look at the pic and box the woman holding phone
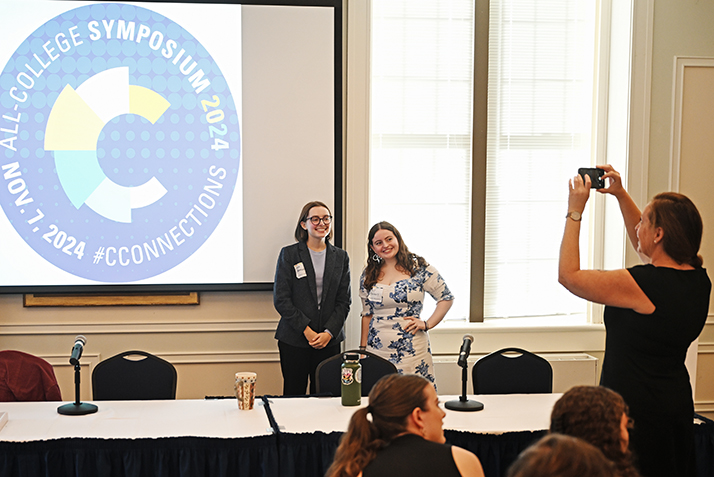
[558,165,710,477]
[273,201,351,395]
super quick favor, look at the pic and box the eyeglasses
[306,215,332,225]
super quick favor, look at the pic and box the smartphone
[578,167,605,189]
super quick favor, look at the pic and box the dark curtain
[0,410,710,477]
[445,429,546,477]
[0,435,278,477]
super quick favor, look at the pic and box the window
[369,0,474,321]
[484,0,596,321]
[369,0,610,323]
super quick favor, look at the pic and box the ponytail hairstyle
[647,192,703,268]
[363,221,428,291]
[294,201,333,243]
[325,374,431,477]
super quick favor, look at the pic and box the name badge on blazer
[294,262,307,279]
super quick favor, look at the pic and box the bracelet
[423,321,429,331]
[359,345,366,350]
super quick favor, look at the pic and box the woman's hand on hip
[403,316,426,334]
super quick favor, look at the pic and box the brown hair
[294,201,333,243]
[363,221,428,291]
[507,434,617,477]
[647,192,703,268]
[550,386,639,477]
[325,374,431,477]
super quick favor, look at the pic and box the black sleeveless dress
[601,264,711,477]
[362,434,462,477]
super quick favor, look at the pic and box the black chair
[315,349,397,397]
[472,347,552,395]
[92,350,177,400]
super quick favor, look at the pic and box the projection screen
[0,0,341,293]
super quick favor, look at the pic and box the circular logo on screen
[0,3,240,282]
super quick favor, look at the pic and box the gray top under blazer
[273,241,351,348]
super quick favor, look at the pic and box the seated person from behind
[507,434,617,477]
[326,373,484,477]
[550,385,640,477]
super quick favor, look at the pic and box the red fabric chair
[0,350,62,402]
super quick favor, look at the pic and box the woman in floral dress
[359,221,454,386]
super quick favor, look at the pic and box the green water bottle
[341,352,361,406]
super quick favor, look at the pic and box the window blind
[370,0,475,320]
[484,0,596,320]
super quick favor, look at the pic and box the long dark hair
[363,221,427,291]
[325,374,431,477]
[550,386,639,477]
[647,192,703,268]
[293,201,333,243]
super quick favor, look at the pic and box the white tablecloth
[265,393,562,434]
[0,398,271,442]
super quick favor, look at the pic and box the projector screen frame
[0,0,343,296]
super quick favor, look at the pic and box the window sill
[430,320,606,355]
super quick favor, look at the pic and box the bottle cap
[344,352,360,361]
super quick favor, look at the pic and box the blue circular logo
[0,3,240,282]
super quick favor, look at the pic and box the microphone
[58,334,98,416]
[69,335,86,365]
[445,334,483,412]
[457,334,474,368]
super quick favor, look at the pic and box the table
[0,399,278,476]
[1,395,712,477]
[264,394,562,477]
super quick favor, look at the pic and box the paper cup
[234,372,257,410]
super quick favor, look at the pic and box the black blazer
[273,241,351,348]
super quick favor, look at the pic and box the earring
[372,253,381,262]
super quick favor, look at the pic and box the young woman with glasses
[273,201,351,395]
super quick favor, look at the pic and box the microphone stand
[58,361,98,416]
[445,360,483,412]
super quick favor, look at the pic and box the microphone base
[58,402,98,416]
[445,398,484,412]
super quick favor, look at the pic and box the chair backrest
[472,347,553,395]
[92,350,177,400]
[0,350,62,402]
[315,349,398,397]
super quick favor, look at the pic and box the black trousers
[278,341,340,395]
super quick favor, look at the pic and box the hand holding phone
[578,167,605,189]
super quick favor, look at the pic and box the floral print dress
[359,264,454,386]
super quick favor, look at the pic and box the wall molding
[669,56,714,191]
[695,401,714,413]
[157,350,280,364]
[431,323,607,355]
[0,318,279,335]
[24,292,200,307]
[43,350,279,367]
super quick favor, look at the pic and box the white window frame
[343,0,653,353]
